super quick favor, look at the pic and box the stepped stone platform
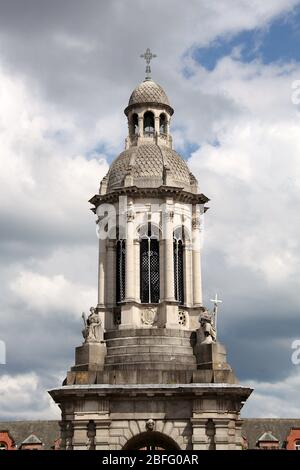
[66,328,237,386]
[104,328,197,370]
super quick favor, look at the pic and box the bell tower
[49,50,252,451]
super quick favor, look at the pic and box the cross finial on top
[209,293,223,339]
[140,48,157,80]
[210,293,223,308]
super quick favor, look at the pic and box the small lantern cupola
[124,48,174,150]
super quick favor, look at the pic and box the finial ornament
[140,48,157,80]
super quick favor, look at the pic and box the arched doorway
[123,431,180,451]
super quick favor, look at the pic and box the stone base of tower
[49,384,251,450]
[49,327,252,450]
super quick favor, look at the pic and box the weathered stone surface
[72,342,107,371]
[49,74,252,451]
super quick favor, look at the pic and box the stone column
[227,419,239,450]
[159,239,165,301]
[138,115,143,136]
[191,418,209,450]
[154,115,160,134]
[162,203,178,327]
[72,420,89,450]
[134,238,140,301]
[120,202,139,329]
[183,242,192,306]
[213,418,230,450]
[166,118,170,135]
[94,420,111,450]
[98,238,106,307]
[234,419,244,450]
[163,207,175,302]
[125,202,135,302]
[59,421,67,450]
[192,209,203,306]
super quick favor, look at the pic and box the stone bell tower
[49,50,252,451]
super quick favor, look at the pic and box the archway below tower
[122,431,180,451]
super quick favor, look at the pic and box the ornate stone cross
[210,293,223,338]
[140,48,157,80]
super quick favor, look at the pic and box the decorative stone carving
[113,309,121,326]
[165,208,174,221]
[82,307,103,343]
[65,437,73,450]
[199,308,216,344]
[146,419,155,431]
[141,307,157,326]
[107,144,193,191]
[127,201,135,221]
[128,79,170,107]
[192,216,201,230]
[178,310,187,326]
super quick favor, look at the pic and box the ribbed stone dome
[125,79,173,114]
[107,143,192,191]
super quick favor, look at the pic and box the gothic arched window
[140,223,160,303]
[143,111,155,135]
[159,113,167,134]
[174,229,184,305]
[116,239,126,303]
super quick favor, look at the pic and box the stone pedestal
[72,342,106,371]
[193,342,237,384]
[49,383,252,450]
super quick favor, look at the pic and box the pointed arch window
[116,239,126,303]
[140,223,160,303]
[174,229,184,305]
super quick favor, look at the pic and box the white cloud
[10,270,97,316]
[0,373,60,420]
[0,64,109,247]
[188,58,300,287]
[0,0,300,421]
[242,368,300,417]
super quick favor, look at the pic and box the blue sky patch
[192,7,300,71]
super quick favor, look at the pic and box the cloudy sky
[0,0,300,420]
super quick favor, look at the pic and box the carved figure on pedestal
[199,308,216,344]
[82,307,103,343]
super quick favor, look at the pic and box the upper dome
[125,79,174,115]
[107,144,194,192]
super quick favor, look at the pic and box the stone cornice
[49,383,253,401]
[124,101,174,117]
[89,186,210,212]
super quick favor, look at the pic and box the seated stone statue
[82,307,102,343]
[199,308,216,344]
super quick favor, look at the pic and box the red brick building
[286,428,300,450]
[0,430,15,450]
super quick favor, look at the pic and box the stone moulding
[89,185,209,210]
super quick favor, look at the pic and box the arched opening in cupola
[130,113,139,135]
[143,111,155,135]
[159,113,167,134]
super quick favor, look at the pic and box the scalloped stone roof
[107,144,192,191]
[128,79,171,108]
